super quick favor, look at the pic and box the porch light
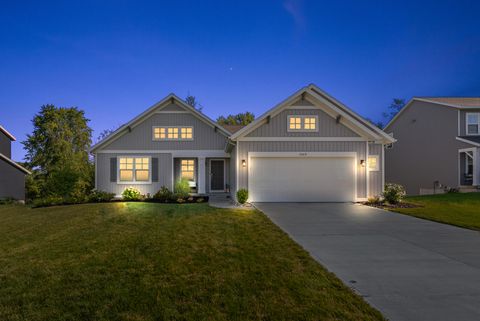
[360,159,365,167]
[242,159,246,167]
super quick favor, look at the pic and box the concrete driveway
[255,203,480,321]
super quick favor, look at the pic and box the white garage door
[249,156,356,202]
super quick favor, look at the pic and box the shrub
[382,183,406,204]
[367,195,383,205]
[153,186,173,202]
[0,197,18,205]
[174,178,190,199]
[236,188,249,204]
[32,196,65,208]
[122,187,142,201]
[89,190,115,203]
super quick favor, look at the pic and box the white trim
[117,156,152,185]
[209,159,226,192]
[96,149,230,157]
[237,136,367,142]
[286,106,318,109]
[381,146,385,193]
[455,137,480,147]
[458,147,478,186]
[465,112,480,136]
[94,155,98,190]
[286,115,319,132]
[235,142,239,195]
[152,126,194,141]
[459,147,477,153]
[0,153,31,174]
[0,125,16,141]
[366,142,369,198]
[247,151,358,202]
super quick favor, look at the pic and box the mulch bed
[363,202,422,209]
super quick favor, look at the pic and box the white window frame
[367,155,379,171]
[466,113,480,136]
[152,126,194,141]
[117,156,152,184]
[287,115,319,132]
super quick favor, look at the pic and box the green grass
[391,192,480,230]
[0,203,383,321]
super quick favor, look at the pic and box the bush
[153,186,173,202]
[0,197,18,205]
[122,187,142,201]
[382,183,406,204]
[174,178,190,199]
[32,196,65,208]
[236,189,249,204]
[89,190,115,203]
[366,195,383,205]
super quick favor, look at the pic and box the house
[384,97,480,195]
[0,125,31,201]
[91,84,395,202]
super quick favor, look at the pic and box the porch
[173,157,231,194]
[459,147,479,186]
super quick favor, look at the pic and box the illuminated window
[304,117,316,130]
[180,127,193,139]
[289,117,301,130]
[287,115,318,131]
[119,157,150,182]
[181,159,195,181]
[368,155,379,171]
[153,127,193,140]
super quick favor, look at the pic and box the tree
[23,104,93,199]
[185,94,203,112]
[216,112,255,126]
[382,98,405,124]
[96,128,115,143]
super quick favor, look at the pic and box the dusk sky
[1,0,479,161]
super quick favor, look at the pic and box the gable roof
[0,125,16,141]
[90,94,231,152]
[230,84,395,144]
[384,97,480,130]
[0,153,31,174]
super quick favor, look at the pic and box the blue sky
[1,0,479,161]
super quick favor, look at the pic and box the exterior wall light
[360,159,365,167]
[242,159,246,167]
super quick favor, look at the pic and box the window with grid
[467,113,480,135]
[181,159,195,181]
[119,157,150,182]
[167,127,179,139]
[180,127,193,139]
[153,127,166,139]
[289,117,302,130]
[304,117,316,130]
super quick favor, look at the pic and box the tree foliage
[96,128,115,143]
[368,98,406,129]
[185,95,203,112]
[23,104,93,200]
[216,112,255,126]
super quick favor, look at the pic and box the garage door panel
[249,157,355,202]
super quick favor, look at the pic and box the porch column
[198,157,206,194]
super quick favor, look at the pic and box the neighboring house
[0,125,30,200]
[91,84,395,202]
[384,97,480,195]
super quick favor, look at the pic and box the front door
[210,160,225,191]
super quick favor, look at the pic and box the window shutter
[110,157,117,182]
[152,158,159,182]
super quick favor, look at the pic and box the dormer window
[466,113,480,135]
[287,115,318,132]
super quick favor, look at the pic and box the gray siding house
[384,98,480,195]
[0,125,30,200]
[91,85,395,202]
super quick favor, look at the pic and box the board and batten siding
[237,141,368,199]
[459,108,480,136]
[102,112,228,151]
[96,153,172,195]
[246,108,360,137]
[368,143,383,197]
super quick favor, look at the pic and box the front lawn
[0,203,383,321]
[391,192,480,230]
